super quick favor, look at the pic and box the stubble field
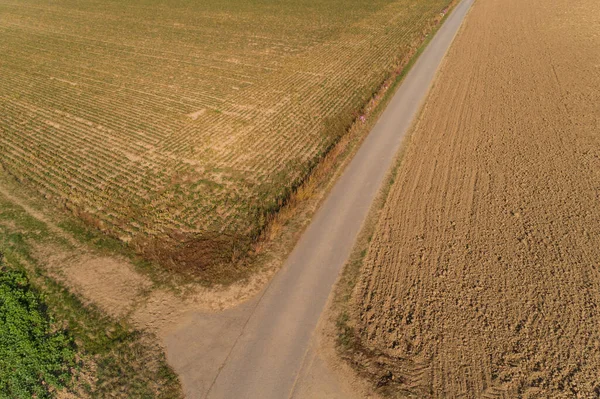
[0,0,452,272]
[351,0,600,397]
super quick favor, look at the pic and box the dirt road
[353,0,600,397]
[164,1,474,397]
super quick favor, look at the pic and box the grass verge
[0,191,182,398]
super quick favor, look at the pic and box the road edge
[323,0,476,395]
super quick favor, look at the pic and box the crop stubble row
[0,0,451,267]
[352,0,600,397]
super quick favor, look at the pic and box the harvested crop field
[351,0,600,397]
[0,0,452,271]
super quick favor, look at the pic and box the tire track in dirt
[352,0,600,397]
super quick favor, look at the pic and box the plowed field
[352,0,600,397]
[0,0,452,271]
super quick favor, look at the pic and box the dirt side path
[353,0,600,397]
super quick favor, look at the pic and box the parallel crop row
[0,0,452,268]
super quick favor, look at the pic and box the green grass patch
[0,190,182,398]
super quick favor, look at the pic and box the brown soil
[42,249,152,318]
[351,0,600,397]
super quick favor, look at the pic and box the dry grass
[0,0,453,275]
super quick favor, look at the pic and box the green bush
[0,255,76,399]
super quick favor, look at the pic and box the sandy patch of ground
[187,109,207,120]
[32,236,283,336]
[39,247,152,318]
[351,0,600,397]
[61,256,152,318]
[132,268,275,337]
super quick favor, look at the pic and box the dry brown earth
[351,0,600,397]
